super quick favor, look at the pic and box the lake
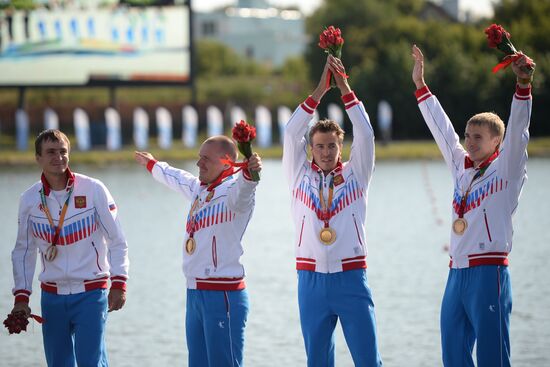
[1,159,549,366]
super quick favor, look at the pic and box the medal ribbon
[189,156,249,238]
[187,195,203,239]
[318,173,334,228]
[189,162,237,238]
[40,185,74,248]
[456,154,496,218]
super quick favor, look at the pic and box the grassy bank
[1,138,550,166]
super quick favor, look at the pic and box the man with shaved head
[135,134,262,367]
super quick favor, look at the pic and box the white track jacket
[12,170,129,303]
[283,92,375,273]
[146,160,257,290]
[416,84,532,268]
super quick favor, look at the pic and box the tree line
[199,0,549,139]
[1,0,548,140]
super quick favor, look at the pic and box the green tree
[305,0,550,139]
[491,0,550,137]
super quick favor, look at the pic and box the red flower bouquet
[484,24,534,74]
[3,312,44,334]
[318,26,345,88]
[232,120,260,182]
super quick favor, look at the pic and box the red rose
[318,37,327,49]
[4,313,29,334]
[318,25,344,52]
[484,23,515,54]
[232,120,256,143]
[230,120,260,181]
[317,25,346,88]
[483,23,535,74]
[484,24,507,48]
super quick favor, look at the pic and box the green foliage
[305,0,550,138]
[196,40,247,78]
[196,40,271,79]
[0,0,35,10]
[278,56,310,83]
[2,1,548,139]
[195,40,311,108]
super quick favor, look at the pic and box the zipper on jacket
[352,214,364,248]
[40,253,46,274]
[483,209,493,242]
[212,236,218,270]
[92,241,102,271]
[298,216,305,247]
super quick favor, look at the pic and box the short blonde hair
[466,112,505,140]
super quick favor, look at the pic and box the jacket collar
[311,160,343,176]
[200,167,235,191]
[41,168,75,196]
[464,150,499,170]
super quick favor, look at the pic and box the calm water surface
[1,159,549,366]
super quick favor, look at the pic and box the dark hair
[308,119,344,145]
[35,129,71,156]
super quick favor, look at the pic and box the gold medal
[452,218,468,235]
[185,237,196,255]
[319,227,336,245]
[44,245,58,262]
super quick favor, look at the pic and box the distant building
[194,0,307,67]
[419,1,456,22]
[441,0,459,20]
[431,0,492,22]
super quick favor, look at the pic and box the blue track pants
[41,288,109,367]
[185,289,249,367]
[298,269,382,367]
[441,265,512,367]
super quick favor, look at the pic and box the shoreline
[1,138,549,166]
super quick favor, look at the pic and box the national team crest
[333,174,345,186]
[74,196,87,208]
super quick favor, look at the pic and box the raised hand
[247,152,262,174]
[511,52,536,85]
[134,151,155,166]
[411,44,427,89]
[328,55,351,95]
[312,56,331,102]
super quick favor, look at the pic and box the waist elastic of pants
[449,252,509,269]
[41,276,108,295]
[296,255,367,272]
[189,277,246,291]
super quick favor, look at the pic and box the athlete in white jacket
[10,129,129,366]
[283,55,382,366]
[412,44,534,367]
[135,135,261,367]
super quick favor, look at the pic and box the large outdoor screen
[0,3,191,86]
